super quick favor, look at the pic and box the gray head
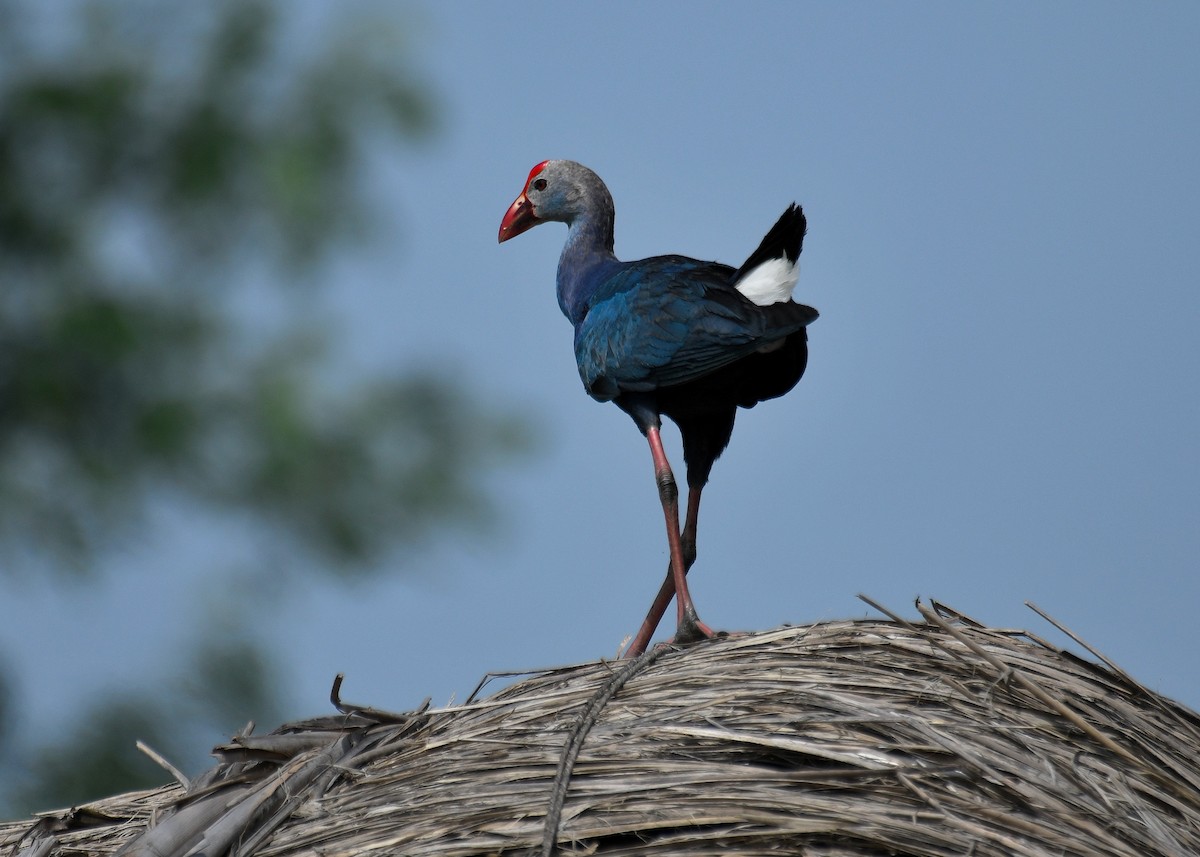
[498,160,614,242]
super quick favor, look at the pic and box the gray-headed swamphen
[499,160,818,656]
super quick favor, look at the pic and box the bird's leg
[681,484,701,569]
[625,429,714,656]
[624,485,703,657]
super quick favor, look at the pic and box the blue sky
[3,2,1199,756]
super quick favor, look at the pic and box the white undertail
[734,257,799,306]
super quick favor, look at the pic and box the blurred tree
[0,0,520,573]
[11,633,284,815]
[0,0,524,815]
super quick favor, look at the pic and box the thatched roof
[5,599,1200,857]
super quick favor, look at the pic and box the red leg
[681,485,701,571]
[624,430,713,656]
[625,486,702,657]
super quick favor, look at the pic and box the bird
[499,160,817,657]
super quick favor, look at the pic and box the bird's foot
[622,624,735,659]
[620,609,731,658]
[672,606,718,645]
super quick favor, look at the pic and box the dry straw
[5,598,1200,857]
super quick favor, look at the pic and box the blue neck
[556,211,618,326]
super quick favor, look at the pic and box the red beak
[498,193,540,243]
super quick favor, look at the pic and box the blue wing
[574,256,816,401]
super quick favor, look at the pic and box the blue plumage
[574,255,815,399]
[500,160,818,656]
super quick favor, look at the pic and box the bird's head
[498,160,611,243]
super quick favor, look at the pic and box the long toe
[673,606,718,645]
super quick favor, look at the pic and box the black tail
[733,203,806,281]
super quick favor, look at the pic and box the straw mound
[5,600,1200,857]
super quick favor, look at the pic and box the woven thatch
[5,599,1200,857]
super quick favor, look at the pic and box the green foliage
[8,633,285,816]
[0,0,527,816]
[0,0,517,575]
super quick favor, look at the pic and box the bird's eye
[532,178,547,192]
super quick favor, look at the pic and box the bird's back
[573,254,815,402]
